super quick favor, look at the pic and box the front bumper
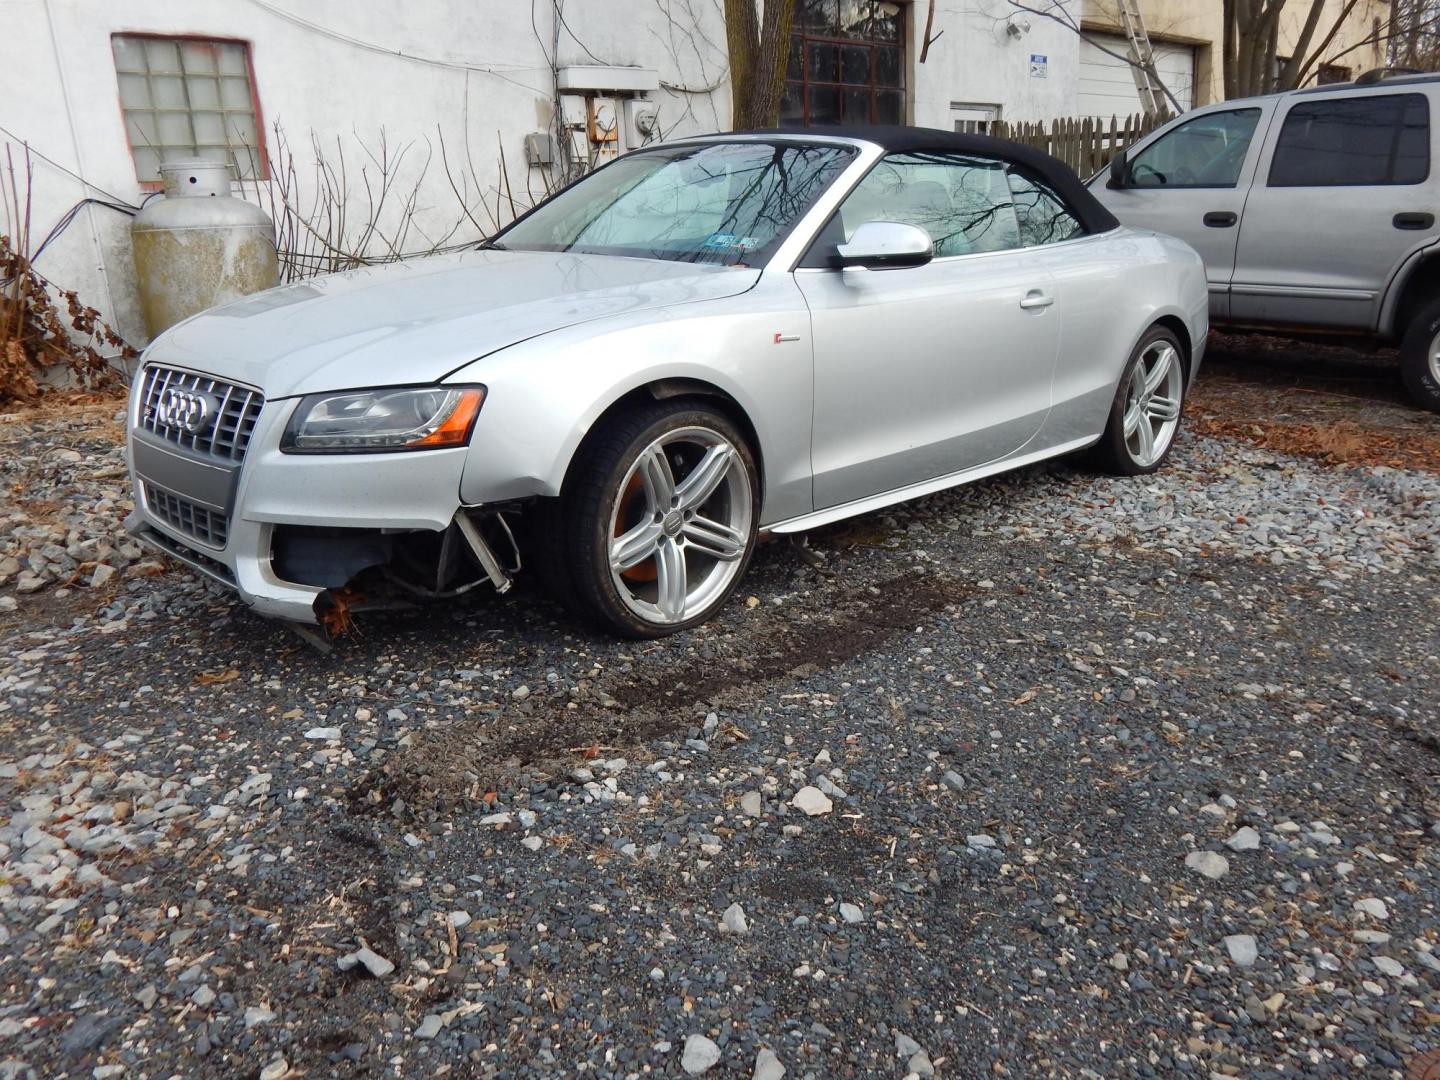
[126,377,472,625]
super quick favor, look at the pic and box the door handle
[1203,211,1238,228]
[1019,289,1054,310]
[1394,212,1435,230]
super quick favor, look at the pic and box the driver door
[1095,106,1270,319]
[797,151,1059,510]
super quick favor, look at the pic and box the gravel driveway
[1,398,1437,1079]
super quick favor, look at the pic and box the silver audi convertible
[125,126,1208,637]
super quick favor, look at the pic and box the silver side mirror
[834,221,934,269]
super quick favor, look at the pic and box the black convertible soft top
[731,124,1121,236]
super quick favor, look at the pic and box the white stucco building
[1,1,1091,349]
[0,0,1383,351]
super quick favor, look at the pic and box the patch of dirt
[607,572,967,710]
[753,818,889,901]
[1190,332,1440,471]
[364,570,975,807]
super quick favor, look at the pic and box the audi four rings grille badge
[155,388,216,435]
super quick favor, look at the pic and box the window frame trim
[110,30,269,189]
[1264,91,1431,189]
[791,228,1107,274]
[782,12,908,128]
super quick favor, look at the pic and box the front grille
[143,482,229,548]
[139,365,264,463]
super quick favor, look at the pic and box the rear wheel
[1089,326,1187,475]
[546,400,759,637]
[1399,296,1440,413]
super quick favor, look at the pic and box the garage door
[1079,32,1194,119]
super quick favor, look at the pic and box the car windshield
[493,140,856,266]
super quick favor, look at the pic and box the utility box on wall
[556,66,659,95]
[554,65,662,166]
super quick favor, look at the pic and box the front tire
[1398,297,1440,413]
[1090,326,1188,476]
[550,400,759,638]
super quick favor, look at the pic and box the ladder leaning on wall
[1116,0,1169,116]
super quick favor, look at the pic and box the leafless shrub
[243,125,557,284]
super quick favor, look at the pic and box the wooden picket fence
[987,113,1166,178]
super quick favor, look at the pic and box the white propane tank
[130,158,278,337]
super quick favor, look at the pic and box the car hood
[146,249,759,398]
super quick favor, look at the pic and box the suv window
[1268,93,1429,186]
[1007,170,1084,245]
[1128,108,1262,188]
[801,151,1021,265]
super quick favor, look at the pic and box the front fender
[446,279,815,525]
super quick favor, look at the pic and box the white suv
[1092,70,1440,412]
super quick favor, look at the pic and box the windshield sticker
[702,233,762,253]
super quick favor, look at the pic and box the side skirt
[764,435,1098,535]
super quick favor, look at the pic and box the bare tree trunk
[1279,0,1329,88]
[1223,0,1408,99]
[1227,0,1298,98]
[1284,0,1359,87]
[724,0,799,129]
[1223,0,1240,99]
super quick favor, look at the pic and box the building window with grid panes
[781,0,905,127]
[111,34,265,183]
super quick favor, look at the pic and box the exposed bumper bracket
[454,511,514,595]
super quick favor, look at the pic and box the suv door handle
[1018,289,1054,310]
[1203,211,1238,228]
[1394,212,1435,230]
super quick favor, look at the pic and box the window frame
[781,2,907,128]
[1265,91,1431,189]
[110,31,268,188]
[1125,106,1264,191]
[798,150,1089,268]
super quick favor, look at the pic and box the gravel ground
[1,400,1437,1079]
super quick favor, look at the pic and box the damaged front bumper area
[125,383,518,628]
[126,507,520,628]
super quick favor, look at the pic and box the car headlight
[282,385,486,453]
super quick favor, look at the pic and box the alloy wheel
[607,426,753,627]
[1121,340,1184,468]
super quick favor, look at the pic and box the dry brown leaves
[1,234,132,406]
[1189,375,1440,473]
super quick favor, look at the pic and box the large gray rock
[1224,934,1258,967]
[790,786,833,816]
[682,1033,722,1075]
[1224,826,1261,852]
[1184,850,1230,879]
[753,1047,786,1080]
[719,903,749,935]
